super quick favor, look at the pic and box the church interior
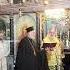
[0,0,70,70]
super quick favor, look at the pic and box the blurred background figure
[42,24,64,70]
[0,30,10,70]
[0,19,10,70]
[15,24,38,70]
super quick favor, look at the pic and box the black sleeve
[15,39,26,70]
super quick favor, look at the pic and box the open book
[43,43,56,48]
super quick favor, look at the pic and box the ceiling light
[22,0,26,3]
[58,0,63,1]
[35,0,39,3]
[44,0,49,5]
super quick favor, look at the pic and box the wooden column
[36,12,41,49]
[10,15,14,55]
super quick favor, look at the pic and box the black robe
[15,37,38,70]
[39,49,49,70]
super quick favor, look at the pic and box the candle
[19,9,22,17]
[22,0,25,3]
[68,30,69,40]
[66,39,69,48]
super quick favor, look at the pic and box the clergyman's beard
[28,34,35,40]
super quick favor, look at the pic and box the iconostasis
[0,8,70,55]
